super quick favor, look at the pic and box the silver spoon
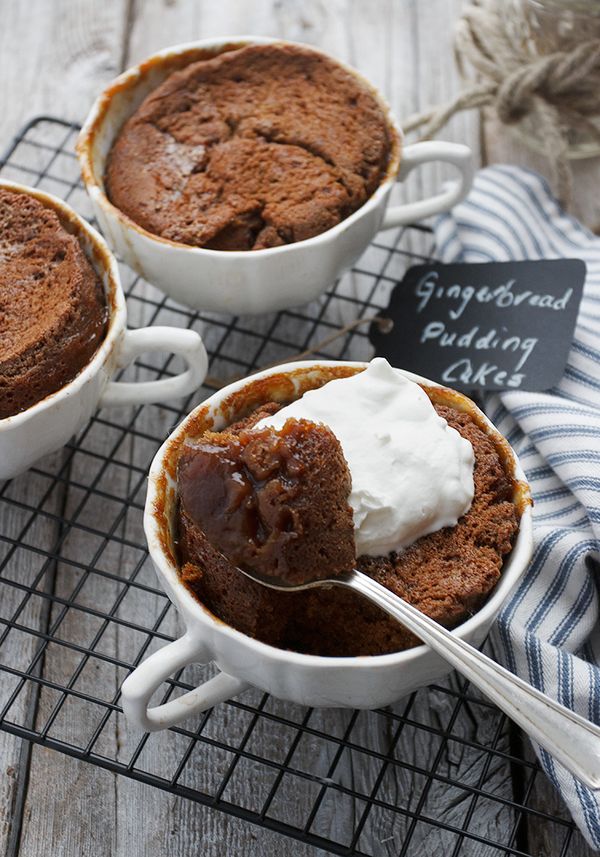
[237,563,600,790]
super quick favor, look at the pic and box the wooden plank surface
[0,1,598,855]
[0,0,129,144]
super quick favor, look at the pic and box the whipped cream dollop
[256,358,475,557]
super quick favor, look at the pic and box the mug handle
[121,634,249,732]
[100,327,208,407]
[382,141,474,229]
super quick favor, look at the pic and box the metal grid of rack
[0,117,581,856]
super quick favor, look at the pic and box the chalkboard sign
[370,259,586,392]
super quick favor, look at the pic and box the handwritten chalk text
[416,270,573,320]
[420,323,538,373]
[441,360,525,388]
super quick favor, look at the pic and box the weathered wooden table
[1,2,598,855]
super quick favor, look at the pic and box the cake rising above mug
[0,180,209,481]
[105,43,392,252]
[77,37,474,314]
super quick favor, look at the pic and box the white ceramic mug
[121,360,533,732]
[0,181,209,481]
[77,36,475,316]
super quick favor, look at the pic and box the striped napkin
[433,165,600,848]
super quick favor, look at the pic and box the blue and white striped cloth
[434,165,600,847]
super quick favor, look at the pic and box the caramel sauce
[177,417,355,584]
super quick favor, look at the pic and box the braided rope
[404,0,600,204]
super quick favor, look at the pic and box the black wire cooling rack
[0,117,586,857]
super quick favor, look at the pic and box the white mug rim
[0,179,127,429]
[77,35,404,259]
[144,359,534,671]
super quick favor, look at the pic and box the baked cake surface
[0,189,108,419]
[106,43,392,250]
[177,399,520,657]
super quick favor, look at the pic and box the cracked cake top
[105,43,393,250]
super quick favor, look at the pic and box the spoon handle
[341,569,600,790]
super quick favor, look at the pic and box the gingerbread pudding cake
[0,189,108,420]
[105,43,394,251]
[176,361,520,657]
